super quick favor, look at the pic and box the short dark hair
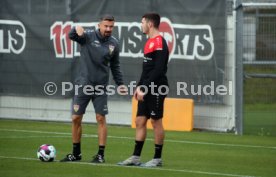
[142,13,160,28]
[100,14,115,22]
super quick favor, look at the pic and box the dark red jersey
[138,35,169,88]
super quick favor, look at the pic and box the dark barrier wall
[0,0,226,103]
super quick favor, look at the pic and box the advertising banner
[0,0,226,103]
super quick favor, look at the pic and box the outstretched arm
[68,26,86,45]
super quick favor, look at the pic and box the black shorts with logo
[137,93,166,119]
[71,86,108,116]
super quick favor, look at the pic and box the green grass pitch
[0,119,275,177]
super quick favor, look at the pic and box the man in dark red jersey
[118,13,169,167]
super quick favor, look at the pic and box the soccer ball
[37,144,56,162]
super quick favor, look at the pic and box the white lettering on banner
[0,20,26,54]
[50,18,214,61]
[173,24,214,60]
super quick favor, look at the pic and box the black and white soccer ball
[37,144,56,162]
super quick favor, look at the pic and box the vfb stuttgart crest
[73,104,79,112]
[159,17,175,61]
[109,44,115,55]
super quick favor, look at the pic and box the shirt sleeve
[110,44,124,86]
[68,27,87,45]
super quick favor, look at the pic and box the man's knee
[151,119,163,129]
[135,116,147,128]
[96,114,106,125]
[72,114,82,125]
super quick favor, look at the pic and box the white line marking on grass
[0,128,275,150]
[0,155,36,161]
[0,135,70,139]
[0,155,257,177]
[108,135,276,150]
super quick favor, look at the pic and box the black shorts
[71,86,108,116]
[137,94,166,119]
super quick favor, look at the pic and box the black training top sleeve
[110,44,124,86]
[68,27,86,45]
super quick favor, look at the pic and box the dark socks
[98,145,105,156]
[73,143,81,156]
[154,144,163,159]
[133,140,145,156]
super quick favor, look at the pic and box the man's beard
[104,32,111,37]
